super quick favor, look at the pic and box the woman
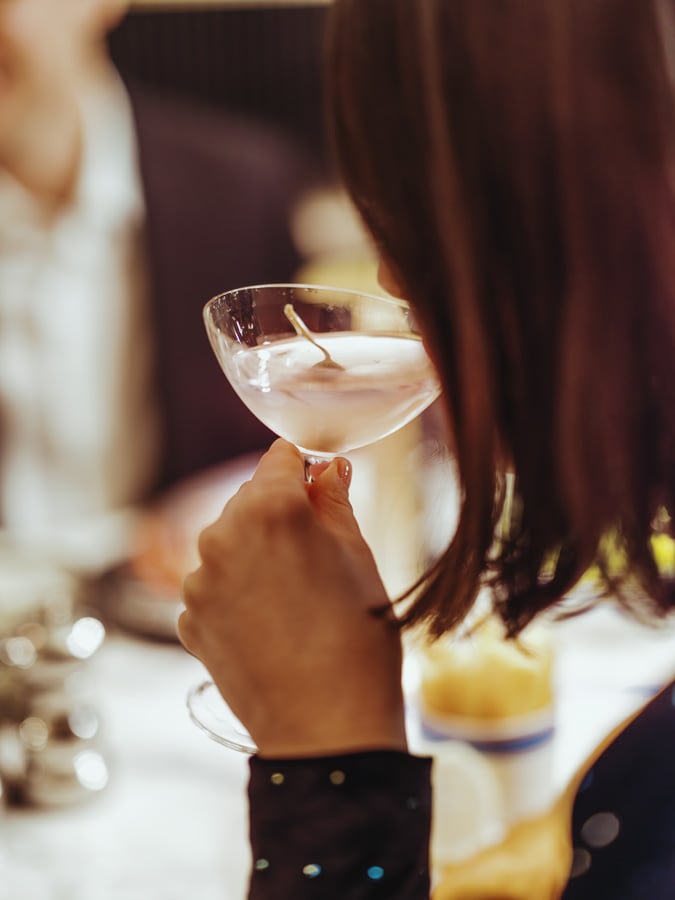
[178,1,675,897]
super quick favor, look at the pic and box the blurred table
[3,450,674,900]
[2,632,250,900]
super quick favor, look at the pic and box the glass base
[187,680,257,754]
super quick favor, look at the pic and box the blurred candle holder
[0,538,106,807]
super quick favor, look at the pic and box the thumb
[308,457,355,525]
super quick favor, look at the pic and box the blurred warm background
[1,3,673,900]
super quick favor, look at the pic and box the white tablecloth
[2,634,250,900]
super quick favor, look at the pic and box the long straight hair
[326,0,675,635]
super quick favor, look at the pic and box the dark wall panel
[109,6,330,172]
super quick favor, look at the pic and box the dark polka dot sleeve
[248,750,432,899]
[562,680,675,900]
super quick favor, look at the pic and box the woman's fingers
[175,438,407,756]
[252,438,305,487]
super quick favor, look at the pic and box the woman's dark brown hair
[326,0,675,636]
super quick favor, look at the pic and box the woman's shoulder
[563,680,675,899]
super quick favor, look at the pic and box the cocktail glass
[188,283,440,752]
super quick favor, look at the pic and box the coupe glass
[188,283,440,752]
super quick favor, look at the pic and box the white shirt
[0,75,160,556]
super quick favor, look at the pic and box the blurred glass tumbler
[410,619,556,831]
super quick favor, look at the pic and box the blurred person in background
[0,0,310,559]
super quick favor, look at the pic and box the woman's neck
[0,51,115,213]
[4,94,83,212]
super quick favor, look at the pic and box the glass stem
[303,455,333,483]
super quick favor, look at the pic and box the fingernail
[336,458,352,489]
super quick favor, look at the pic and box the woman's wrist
[252,708,408,759]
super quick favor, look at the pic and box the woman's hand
[177,439,407,758]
